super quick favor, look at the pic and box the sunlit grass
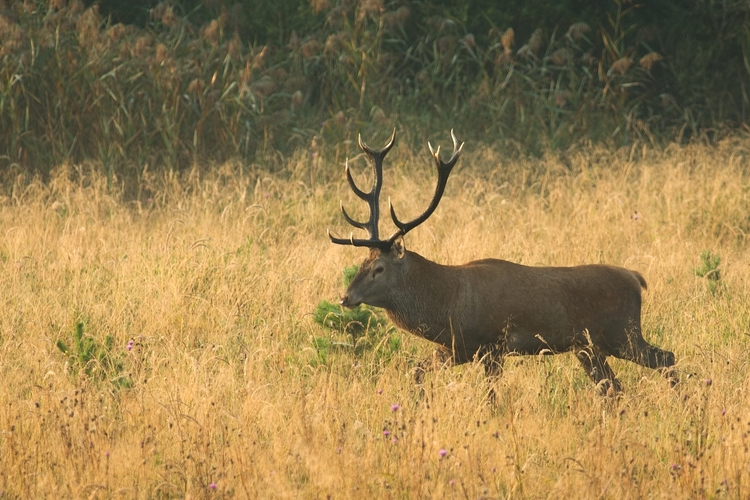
[1,139,749,498]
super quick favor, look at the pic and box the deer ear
[391,236,406,258]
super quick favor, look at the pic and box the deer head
[328,130,464,308]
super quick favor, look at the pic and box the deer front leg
[474,343,505,405]
[477,343,504,378]
[413,348,453,385]
[576,348,623,396]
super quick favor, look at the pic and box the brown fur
[341,239,675,394]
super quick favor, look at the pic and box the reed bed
[1,137,750,498]
[1,0,703,183]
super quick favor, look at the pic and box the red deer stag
[328,130,675,394]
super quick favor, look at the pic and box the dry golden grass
[1,138,750,499]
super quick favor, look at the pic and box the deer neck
[384,251,458,341]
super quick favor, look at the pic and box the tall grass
[1,0,700,186]
[1,1,265,181]
[1,138,749,497]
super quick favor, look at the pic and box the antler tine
[358,128,396,158]
[447,129,464,164]
[328,129,397,247]
[387,130,464,243]
[339,201,366,230]
[344,158,369,201]
[327,228,393,249]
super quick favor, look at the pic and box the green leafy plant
[694,250,722,295]
[56,321,133,389]
[313,265,387,340]
[313,265,401,364]
[313,299,384,339]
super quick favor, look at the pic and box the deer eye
[372,265,384,279]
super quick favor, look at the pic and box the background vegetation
[2,1,750,496]
[2,0,750,191]
[1,138,750,497]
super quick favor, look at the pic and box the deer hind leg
[613,327,678,386]
[576,348,623,396]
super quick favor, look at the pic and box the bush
[312,266,401,366]
[56,321,134,389]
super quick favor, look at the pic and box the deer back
[345,245,648,362]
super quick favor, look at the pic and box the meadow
[1,135,750,498]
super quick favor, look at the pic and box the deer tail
[632,271,647,290]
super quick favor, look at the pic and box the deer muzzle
[340,293,359,309]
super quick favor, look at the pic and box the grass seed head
[495,51,513,67]
[567,22,591,41]
[133,34,152,57]
[383,6,410,29]
[324,33,342,55]
[309,0,332,14]
[69,0,83,15]
[555,90,573,107]
[438,35,454,57]
[462,33,475,49]
[0,16,24,56]
[358,0,384,23]
[227,34,241,60]
[252,45,268,71]
[187,78,204,95]
[529,28,544,55]
[107,23,127,43]
[155,43,169,64]
[501,28,515,51]
[201,19,220,47]
[325,5,347,30]
[251,76,277,98]
[161,5,176,27]
[550,48,570,66]
[639,52,664,71]
[300,38,320,59]
[609,56,633,75]
[291,90,304,111]
[75,4,100,49]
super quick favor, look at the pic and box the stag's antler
[328,129,463,250]
[327,129,396,250]
[386,129,463,244]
